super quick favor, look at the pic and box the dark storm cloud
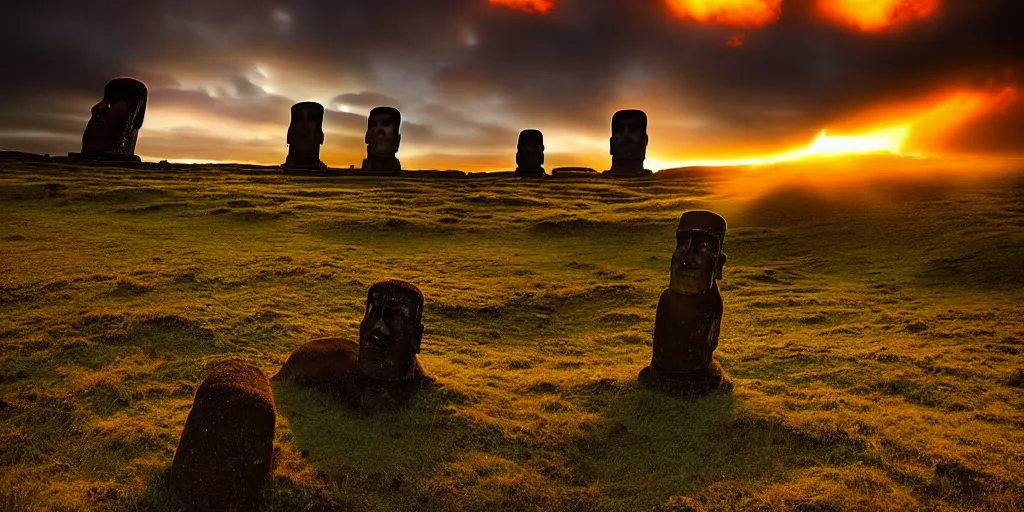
[0,0,1022,159]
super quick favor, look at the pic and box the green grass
[1,161,1023,511]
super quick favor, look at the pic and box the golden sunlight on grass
[1,160,1022,511]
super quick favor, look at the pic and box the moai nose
[374,317,391,338]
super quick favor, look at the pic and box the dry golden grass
[1,160,1023,511]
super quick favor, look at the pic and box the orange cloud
[488,0,555,15]
[665,0,783,29]
[726,33,746,48]
[817,0,940,32]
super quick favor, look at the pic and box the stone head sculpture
[283,101,326,169]
[515,129,545,172]
[640,209,732,392]
[287,102,325,148]
[670,210,728,296]
[79,77,148,157]
[358,280,424,381]
[366,107,401,157]
[362,107,403,172]
[610,109,648,161]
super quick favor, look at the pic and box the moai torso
[651,283,723,374]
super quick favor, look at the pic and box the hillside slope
[2,161,1023,511]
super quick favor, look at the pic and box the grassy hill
[1,160,1023,511]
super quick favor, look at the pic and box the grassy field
[1,159,1023,512]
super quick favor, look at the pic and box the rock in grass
[272,337,432,409]
[168,360,276,512]
[272,337,358,395]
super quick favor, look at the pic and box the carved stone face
[670,230,725,296]
[610,110,647,159]
[286,102,325,148]
[365,108,401,157]
[358,282,423,381]
[670,210,727,296]
[81,78,147,155]
[516,129,544,169]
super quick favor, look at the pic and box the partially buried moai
[515,129,545,177]
[604,109,652,177]
[272,280,431,409]
[639,210,732,395]
[281,101,327,170]
[168,360,276,512]
[361,106,403,173]
[69,77,148,162]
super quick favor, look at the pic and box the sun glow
[649,84,1019,170]
[817,0,940,32]
[665,0,782,28]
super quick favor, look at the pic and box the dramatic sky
[0,0,1021,171]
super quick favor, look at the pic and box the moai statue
[361,106,403,173]
[604,109,652,177]
[358,279,425,382]
[638,210,732,395]
[169,360,276,512]
[515,129,545,177]
[281,101,327,170]
[272,279,431,409]
[68,77,148,162]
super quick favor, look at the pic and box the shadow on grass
[563,381,868,511]
[111,464,353,512]
[268,379,595,512]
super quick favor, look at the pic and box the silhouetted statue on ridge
[281,101,327,171]
[604,109,652,177]
[515,129,545,177]
[639,210,732,395]
[361,107,403,173]
[69,77,148,162]
[273,280,432,409]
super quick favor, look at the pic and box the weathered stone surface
[272,337,358,395]
[281,102,327,171]
[69,77,147,162]
[169,359,276,512]
[638,359,732,396]
[605,109,650,177]
[359,280,424,381]
[640,210,732,397]
[515,129,545,177]
[362,106,403,173]
[273,337,432,409]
